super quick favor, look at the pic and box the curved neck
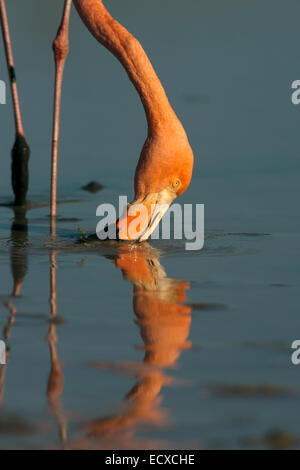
[73,0,181,136]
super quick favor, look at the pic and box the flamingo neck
[73,0,182,136]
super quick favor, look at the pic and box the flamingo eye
[172,178,181,189]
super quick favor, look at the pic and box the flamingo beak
[137,198,170,241]
[117,189,175,242]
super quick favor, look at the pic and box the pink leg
[0,0,30,206]
[0,0,25,137]
[50,0,72,219]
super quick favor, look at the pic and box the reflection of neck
[134,282,192,368]
[73,0,183,136]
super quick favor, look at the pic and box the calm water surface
[0,0,300,449]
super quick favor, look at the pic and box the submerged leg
[0,0,30,206]
[50,0,72,219]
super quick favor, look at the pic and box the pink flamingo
[1,1,194,240]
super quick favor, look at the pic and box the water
[0,0,300,449]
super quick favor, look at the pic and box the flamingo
[2,0,194,240]
[73,1,194,241]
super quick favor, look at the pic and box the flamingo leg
[0,0,30,206]
[50,0,72,219]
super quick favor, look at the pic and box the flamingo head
[117,136,194,241]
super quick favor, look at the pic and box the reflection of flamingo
[69,244,192,450]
